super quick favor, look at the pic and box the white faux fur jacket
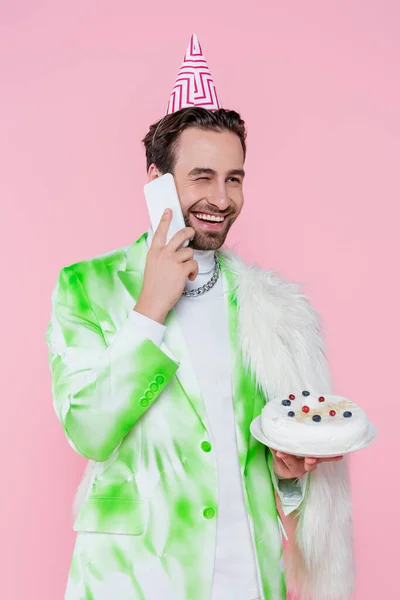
[221,248,354,600]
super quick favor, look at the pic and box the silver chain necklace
[182,253,220,297]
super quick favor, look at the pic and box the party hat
[165,33,222,115]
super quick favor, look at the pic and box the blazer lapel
[117,233,209,432]
[117,233,148,303]
[219,254,256,477]
[162,309,209,432]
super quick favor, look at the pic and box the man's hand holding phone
[134,210,198,324]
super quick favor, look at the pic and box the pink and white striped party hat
[165,33,222,115]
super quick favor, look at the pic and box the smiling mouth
[190,212,228,232]
[193,212,226,222]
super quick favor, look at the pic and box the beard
[183,213,235,250]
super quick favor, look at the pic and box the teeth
[194,213,224,222]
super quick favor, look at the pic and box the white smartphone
[144,173,189,248]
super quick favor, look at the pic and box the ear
[147,164,161,182]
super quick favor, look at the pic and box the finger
[304,457,317,465]
[168,227,195,252]
[151,209,172,249]
[304,462,318,473]
[316,456,344,464]
[176,247,195,263]
[270,450,292,478]
[270,449,285,465]
[276,451,292,460]
[277,451,304,464]
[185,260,199,282]
[276,452,303,470]
[280,455,301,472]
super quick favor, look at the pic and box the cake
[258,390,376,456]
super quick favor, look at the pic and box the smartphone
[144,173,189,248]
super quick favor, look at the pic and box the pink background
[1,1,398,598]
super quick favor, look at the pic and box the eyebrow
[228,169,245,178]
[188,167,245,178]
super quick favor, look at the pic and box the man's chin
[184,213,235,250]
[189,230,228,251]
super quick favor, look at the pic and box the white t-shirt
[174,249,260,600]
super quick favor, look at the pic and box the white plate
[250,415,377,458]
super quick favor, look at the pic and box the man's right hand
[134,209,198,324]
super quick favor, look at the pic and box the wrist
[134,296,167,325]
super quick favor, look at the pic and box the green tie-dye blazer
[47,233,302,600]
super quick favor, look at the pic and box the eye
[196,177,211,181]
[228,177,241,183]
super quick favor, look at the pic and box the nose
[209,181,230,212]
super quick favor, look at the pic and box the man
[47,35,354,600]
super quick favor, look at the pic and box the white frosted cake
[259,390,376,456]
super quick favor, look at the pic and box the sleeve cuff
[129,310,167,347]
[275,474,308,516]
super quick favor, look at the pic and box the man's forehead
[176,130,244,164]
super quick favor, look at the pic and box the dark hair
[142,107,247,173]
